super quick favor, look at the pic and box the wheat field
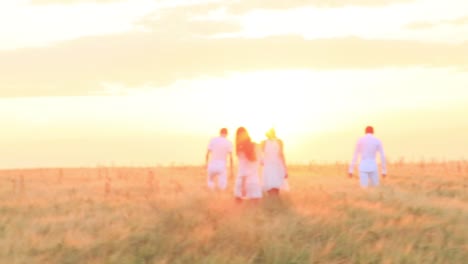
[1,162,467,264]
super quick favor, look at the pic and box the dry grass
[0,162,467,263]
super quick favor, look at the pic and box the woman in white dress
[234,127,263,202]
[261,128,288,195]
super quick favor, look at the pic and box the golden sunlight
[2,0,468,261]
[159,70,326,142]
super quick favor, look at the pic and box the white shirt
[208,136,233,164]
[349,133,387,174]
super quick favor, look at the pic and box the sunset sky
[1,0,468,168]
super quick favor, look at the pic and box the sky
[1,0,468,168]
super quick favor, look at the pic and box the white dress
[234,150,263,199]
[262,140,286,191]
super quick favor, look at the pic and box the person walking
[205,128,233,190]
[349,126,387,188]
[261,128,288,195]
[234,127,263,202]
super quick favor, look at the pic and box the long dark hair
[236,127,256,162]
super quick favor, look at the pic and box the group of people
[205,125,387,202]
[205,127,288,201]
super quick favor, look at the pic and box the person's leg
[359,171,370,188]
[207,161,218,190]
[369,170,380,187]
[218,169,228,190]
[241,177,248,197]
[207,171,216,190]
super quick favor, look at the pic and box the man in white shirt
[349,126,387,188]
[205,128,233,190]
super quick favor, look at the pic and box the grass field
[1,162,467,264]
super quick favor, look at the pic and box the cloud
[1,32,467,98]
[137,6,242,39]
[138,17,241,39]
[406,16,468,30]
[445,16,468,26]
[405,22,436,30]
[30,0,124,4]
[30,0,415,10]
[225,0,414,13]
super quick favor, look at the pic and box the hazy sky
[1,0,468,168]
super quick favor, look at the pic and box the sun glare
[118,70,324,144]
